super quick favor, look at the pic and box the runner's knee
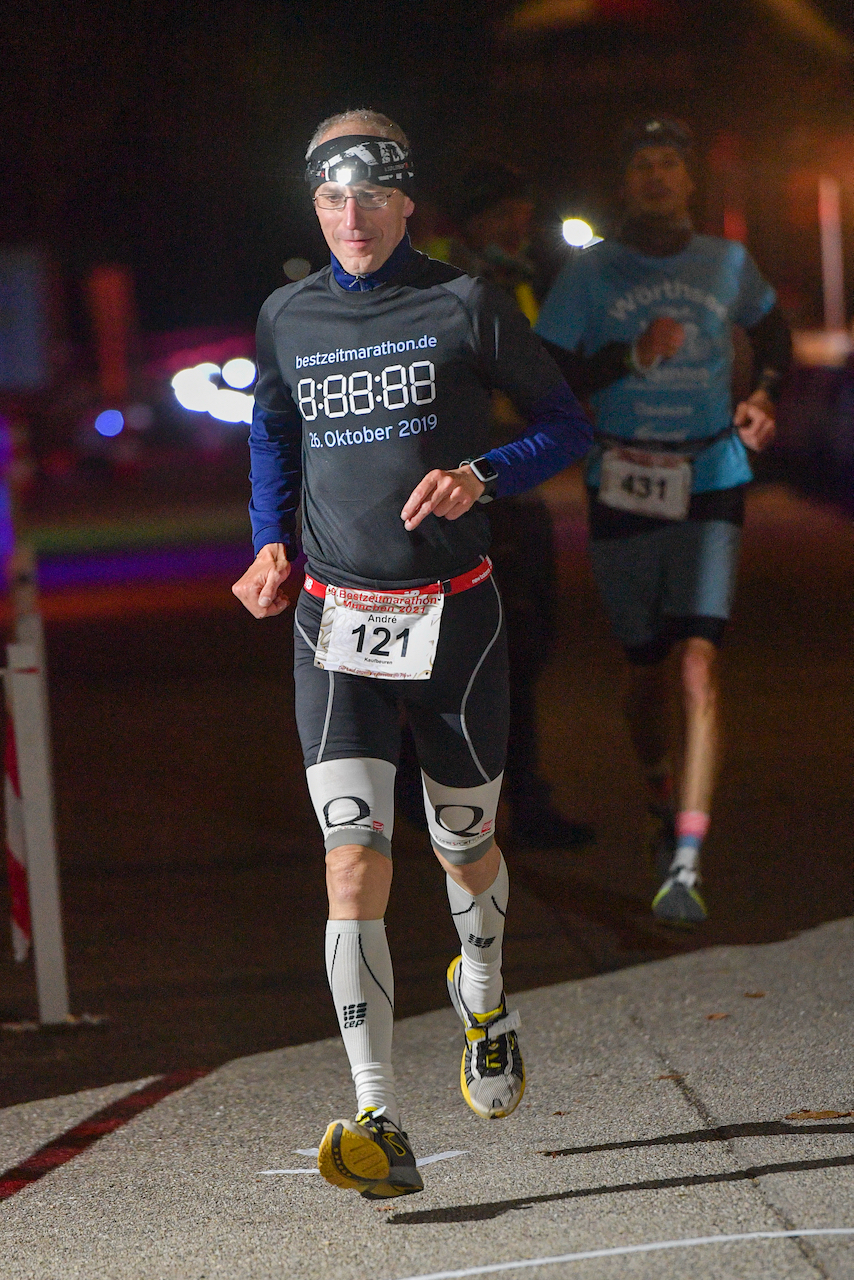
[325,843,392,908]
[421,771,503,866]
[680,638,718,708]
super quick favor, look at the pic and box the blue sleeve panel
[248,293,305,558]
[248,403,303,557]
[487,381,594,499]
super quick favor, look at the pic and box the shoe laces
[667,863,699,889]
[355,1107,409,1142]
[466,1009,522,1075]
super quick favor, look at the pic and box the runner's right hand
[635,316,685,367]
[232,543,292,618]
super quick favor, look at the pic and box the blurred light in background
[207,389,253,424]
[562,218,602,248]
[221,357,256,389]
[171,362,253,424]
[172,363,220,413]
[283,257,311,281]
[124,402,155,431]
[94,409,125,437]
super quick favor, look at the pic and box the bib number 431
[599,446,692,521]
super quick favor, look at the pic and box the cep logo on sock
[468,934,496,949]
[342,1001,367,1028]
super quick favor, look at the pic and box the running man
[536,117,791,926]
[233,109,592,1199]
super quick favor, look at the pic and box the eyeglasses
[313,189,396,211]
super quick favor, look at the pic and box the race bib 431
[314,586,444,680]
[599,446,692,521]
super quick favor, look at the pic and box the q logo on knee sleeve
[323,796,371,827]
[433,805,485,837]
[306,758,397,856]
[421,773,503,864]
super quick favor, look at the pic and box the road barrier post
[4,641,69,1023]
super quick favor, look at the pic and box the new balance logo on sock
[342,1002,367,1028]
[468,934,496,949]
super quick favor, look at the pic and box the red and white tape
[4,715,31,963]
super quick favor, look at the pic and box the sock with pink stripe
[669,810,710,885]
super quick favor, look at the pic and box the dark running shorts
[293,574,509,788]
[587,486,745,664]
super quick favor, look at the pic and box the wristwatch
[464,455,499,504]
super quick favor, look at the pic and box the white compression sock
[325,919,399,1128]
[445,854,509,1015]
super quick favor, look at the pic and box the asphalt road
[1,919,851,1279]
[1,477,852,1108]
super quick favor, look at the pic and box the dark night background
[4,0,854,333]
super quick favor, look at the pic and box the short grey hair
[305,109,410,159]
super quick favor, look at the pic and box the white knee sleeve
[421,771,503,865]
[306,757,396,858]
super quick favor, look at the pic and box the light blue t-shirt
[535,235,776,492]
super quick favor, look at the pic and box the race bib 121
[314,586,444,680]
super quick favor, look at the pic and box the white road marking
[258,1149,468,1176]
[384,1229,854,1280]
[416,1150,468,1168]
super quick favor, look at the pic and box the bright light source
[207,389,254,424]
[94,409,124,437]
[171,363,220,413]
[171,362,252,423]
[562,218,597,248]
[222,357,256,389]
[337,168,353,185]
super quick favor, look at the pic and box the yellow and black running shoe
[446,955,525,1120]
[652,868,707,926]
[317,1106,424,1199]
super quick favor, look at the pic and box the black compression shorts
[293,574,509,789]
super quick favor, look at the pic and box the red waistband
[303,557,493,600]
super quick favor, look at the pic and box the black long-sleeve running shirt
[250,251,592,589]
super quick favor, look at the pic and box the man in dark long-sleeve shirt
[233,109,591,1201]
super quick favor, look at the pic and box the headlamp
[305,135,414,195]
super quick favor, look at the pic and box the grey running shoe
[447,955,525,1119]
[652,867,707,925]
[317,1107,423,1199]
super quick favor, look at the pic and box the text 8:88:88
[297,361,436,420]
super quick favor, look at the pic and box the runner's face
[623,146,694,220]
[312,125,415,275]
[314,181,414,275]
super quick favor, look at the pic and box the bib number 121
[314,586,445,680]
[352,623,410,658]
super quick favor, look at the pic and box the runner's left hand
[401,467,485,532]
[734,392,776,453]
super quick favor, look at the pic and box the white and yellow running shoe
[317,1106,423,1199]
[446,955,525,1120]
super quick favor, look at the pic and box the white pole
[818,174,845,332]
[5,642,69,1023]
